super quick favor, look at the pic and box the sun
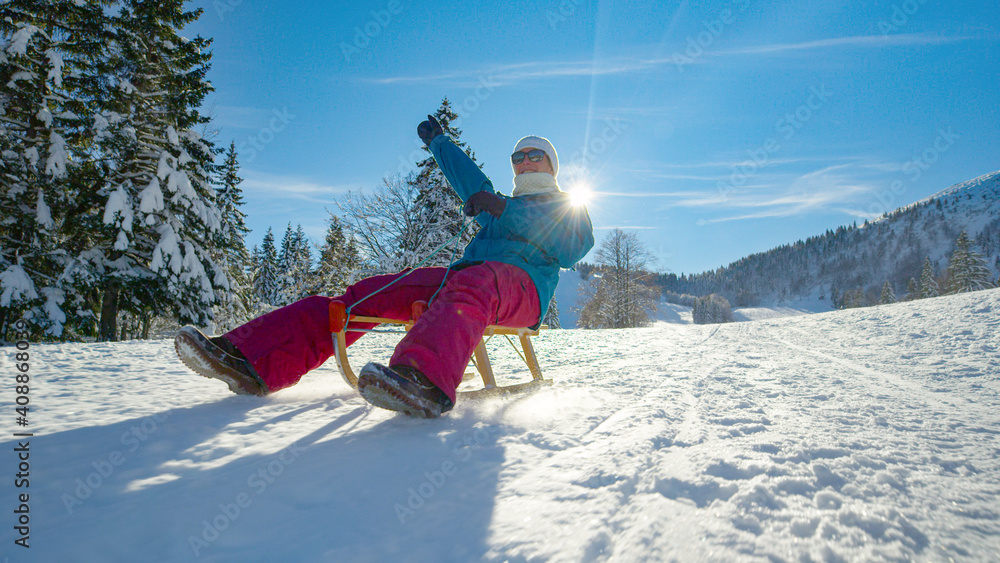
[566,182,593,207]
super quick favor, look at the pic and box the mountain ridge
[660,169,1000,307]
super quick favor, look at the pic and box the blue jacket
[429,135,595,328]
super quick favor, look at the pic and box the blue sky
[187,0,998,276]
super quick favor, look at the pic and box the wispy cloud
[365,57,653,87]
[693,164,881,223]
[241,170,359,205]
[716,32,973,56]
[600,163,886,223]
[363,33,975,87]
[594,225,660,231]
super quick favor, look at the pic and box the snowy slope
[668,170,1000,306]
[4,289,1000,562]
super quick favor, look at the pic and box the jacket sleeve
[498,194,595,269]
[428,135,494,202]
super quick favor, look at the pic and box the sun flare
[566,183,593,206]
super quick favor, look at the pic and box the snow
[45,48,63,88]
[40,287,66,337]
[0,264,38,306]
[102,184,133,232]
[139,177,165,215]
[23,146,39,167]
[36,106,53,128]
[93,114,110,140]
[166,125,180,146]
[180,241,214,297]
[8,289,999,561]
[732,292,833,322]
[36,190,53,229]
[157,151,172,179]
[166,169,196,201]
[151,224,183,275]
[7,25,39,56]
[7,70,35,87]
[114,230,130,251]
[652,301,693,323]
[44,131,67,178]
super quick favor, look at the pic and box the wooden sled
[328,300,552,399]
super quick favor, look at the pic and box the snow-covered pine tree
[276,223,295,305]
[245,244,260,311]
[905,278,919,301]
[0,0,111,338]
[944,231,994,294]
[542,296,561,329]
[693,294,733,324]
[274,223,313,305]
[405,98,479,267]
[918,257,939,299]
[879,281,896,304]
[89,0,226,340]
[212,141,251,331]
[292,224,313,300]
[251,228,280,307]
[313,214,360,296]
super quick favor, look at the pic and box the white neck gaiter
[512,172,561,198]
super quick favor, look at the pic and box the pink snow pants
[224,262,540,401]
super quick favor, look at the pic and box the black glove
[417,114,443,146]
[463,191,506,218]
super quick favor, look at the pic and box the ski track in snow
[3,290,999,562]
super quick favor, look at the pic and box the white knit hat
[511,135,558,178]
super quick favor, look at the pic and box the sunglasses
[511,149,546,165]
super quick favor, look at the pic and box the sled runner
[328,300,551,399]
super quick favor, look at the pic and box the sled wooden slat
[328,300,549,398]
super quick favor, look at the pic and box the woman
[176,115,595,418]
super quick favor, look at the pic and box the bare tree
[338,174,428,273]
[577,229,658,329]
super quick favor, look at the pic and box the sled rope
[345,216,475,318]
[504,334,530,366]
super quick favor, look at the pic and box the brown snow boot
[174,326,269,396]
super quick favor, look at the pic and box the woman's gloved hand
[463,191,506,218]
[417,114,443,146]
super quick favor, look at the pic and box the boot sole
[175,329,266,396]
[358,366,441,418]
